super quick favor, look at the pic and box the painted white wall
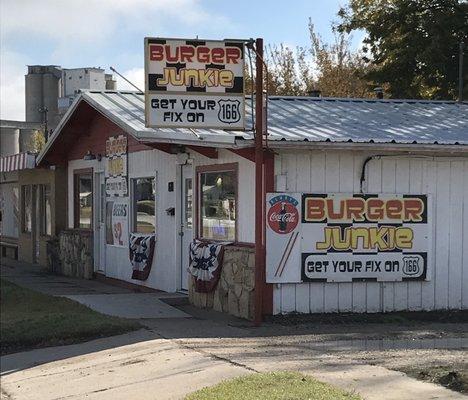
[67,148,252,293]
[67,145,468,312]
[68,149,178,292]
[273,149,468,314]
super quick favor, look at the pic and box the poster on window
[106,200,129,247]
[105,135,128,197]
[266,193,431,284]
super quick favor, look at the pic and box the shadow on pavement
[1,258,467,378]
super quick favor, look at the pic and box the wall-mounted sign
[105,135,128,197]
[144,38,245,129]
[266,193,431,284]
[106,200,129,247]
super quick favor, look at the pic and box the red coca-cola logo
[267,197,299,234]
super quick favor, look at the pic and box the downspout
[360,156,377,193]
[254,38,265,326]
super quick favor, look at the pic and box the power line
[109,66,143,93]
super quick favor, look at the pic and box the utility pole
[38,106,49,140]
[254,38,265,326]
[459,41,464,103]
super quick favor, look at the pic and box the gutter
[265,140,468,155]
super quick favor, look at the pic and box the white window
[197,164,237,242]
[132,177,155,234]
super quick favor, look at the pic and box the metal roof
[265,96,468,145]
[81,90,251,145]
[42,91,468,158]
[83,91,467,145]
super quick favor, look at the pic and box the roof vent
[308,89,322,97]
[374,87,384,99]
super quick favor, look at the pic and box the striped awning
[0,152,36,172]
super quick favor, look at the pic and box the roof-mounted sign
[144,38,245,129]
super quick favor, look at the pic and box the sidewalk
[1,330,248,400]
[1,258,189,319]
[2,318,466,400]
[1,258,467,399]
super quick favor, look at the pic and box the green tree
[305,21,375,97]
[244,22,374,98]
[266,44,303,95]
[28,130,46,153]
[338,0,468,99]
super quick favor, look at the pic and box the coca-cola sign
[267,195,299,234]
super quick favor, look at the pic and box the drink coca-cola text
[269,212,296,222]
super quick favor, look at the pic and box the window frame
[21,185,32,234]
[131,176,156,234]
[73,168,93,230]
[40,184,52,237]
[196,162,238,243]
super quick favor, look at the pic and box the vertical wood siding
[68,148,254,293]
[68,149,178,292]
[274,150,468,314]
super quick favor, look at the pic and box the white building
[37,91,468,318]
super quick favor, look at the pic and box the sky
[1,0,362,121]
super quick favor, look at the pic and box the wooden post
[254,38,265,326]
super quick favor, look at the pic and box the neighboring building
[37,90,468,319]
[0,119,42,157]
[0,64,116,264]
[25,65,116,133]
[1,119,40,258]
[16,166,67,266]
[0,119,66,265]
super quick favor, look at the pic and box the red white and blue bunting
[129,234,156,281]
[189,240,229,293]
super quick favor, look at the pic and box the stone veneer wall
[189,245,255,320]
[47,229,94,279]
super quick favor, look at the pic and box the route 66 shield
[217,99,241,124]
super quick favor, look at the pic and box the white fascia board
[268,140,468,154]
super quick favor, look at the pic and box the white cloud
[0,0,231,45]
[0,0,234,120]
[115,67,145,92]
[0,51,27,121]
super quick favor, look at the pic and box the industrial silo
[0,127,20,157]
[25,66,62,131]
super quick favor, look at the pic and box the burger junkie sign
[266,193,431,283]
[144,38,245,129]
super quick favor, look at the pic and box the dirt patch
[342,349,468,395]
[399,364,468,394]
[267,310,468,326]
